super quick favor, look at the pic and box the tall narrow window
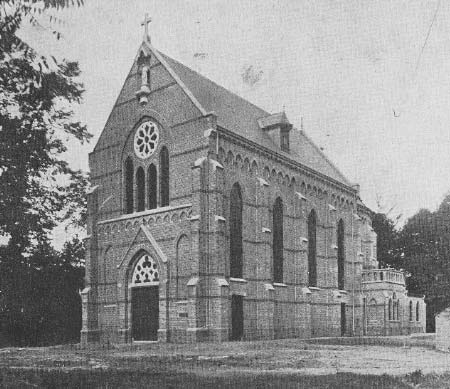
[368,299,377,321]
[392,293,398,320]
[409,301,413,321]
[273,197,283,283]
[416,302,420,321]
[148,164,157,210]
[308,210,317,287]
[176,235,191,299]
[160,146,169,207]
[229,183,243,278]
[337,219,345,290]
[125,157,134,214]
[136,167,145,212]
[395,300,399,321]
[388,298,393,320]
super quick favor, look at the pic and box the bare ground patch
[1,338,450,387]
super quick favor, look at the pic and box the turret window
[416,302,420,321]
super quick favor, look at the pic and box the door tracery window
[132,253,159,285]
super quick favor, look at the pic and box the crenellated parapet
[362,269,405,286]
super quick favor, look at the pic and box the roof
[152,43,351,186]
[257,112,291,129]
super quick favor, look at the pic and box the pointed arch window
[230,183,243,278]
[388,298,393,320]
[392,293,399,320]
[416,302,420,321]
[136,167,145,212]
[395,299,400,321]
[124,157,134,214]
[160,146,169,207]
[308,210,317,287]
[337,219,345,290]
[148,164,157,210]
[368,298,377,321]
[409,301,413,321]
[273,197,284,283]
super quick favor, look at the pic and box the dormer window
[257,112,292,152]
[280,130,289,152]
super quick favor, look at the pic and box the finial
[141,13,152,43]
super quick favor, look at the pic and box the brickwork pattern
[81,43,426,345]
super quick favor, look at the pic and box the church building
[81,21,426,344]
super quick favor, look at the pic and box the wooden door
[230,295,244,341]
[341,303,346,336]
[131,286,159,341]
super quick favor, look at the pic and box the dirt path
[305,345,450,375]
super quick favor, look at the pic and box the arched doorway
[131,253,160,341]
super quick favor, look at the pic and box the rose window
[132,254,159,285]
[134,121,159,159]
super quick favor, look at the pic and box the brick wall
[81,44,425,345]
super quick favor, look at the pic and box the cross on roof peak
[141,13,152,43]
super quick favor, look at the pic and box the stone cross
[141,13,152,42]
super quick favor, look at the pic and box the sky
[20,0,450,237]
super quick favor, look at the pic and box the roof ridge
[157,50,270,118]
[298,129,350,185]
[143,41,208,116]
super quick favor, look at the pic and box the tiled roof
[257,112,291,129]
[157,48,351,186]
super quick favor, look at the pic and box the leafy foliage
[0,0,87,345]
[371,212,401,268]
[373,193,450,332]
[1,237,85,346]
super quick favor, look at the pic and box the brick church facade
[80,33,426,344]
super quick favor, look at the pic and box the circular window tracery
[134,121,159,159]
[132,254,159,285]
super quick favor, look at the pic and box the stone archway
[130,252,160,341]
[116,226,169,343]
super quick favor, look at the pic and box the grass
[1,339,450,388]
[0,368,415,389]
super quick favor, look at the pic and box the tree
[372,194,450,332]
[374,194,450,332]
[1,237,85,346]
[0,0,88,345]
[371,212,401,268]
[397,197,450,332]
[1,0,89,258]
